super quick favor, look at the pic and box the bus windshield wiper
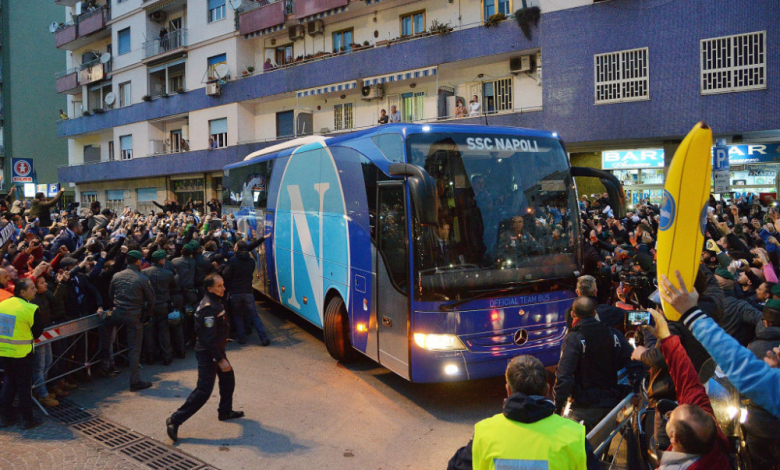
[439,282,534,312]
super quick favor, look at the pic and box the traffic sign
[713,145,730,193]
[48,183,60,197]
[11,158,34,183]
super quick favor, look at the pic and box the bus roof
[227,123,559,169]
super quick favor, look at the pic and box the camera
[627,311,653,326]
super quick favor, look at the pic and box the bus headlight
[413,333,466,351]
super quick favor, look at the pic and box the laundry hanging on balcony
[296,80,358,98]
[362,66,437,86]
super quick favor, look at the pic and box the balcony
[55,67,80,94]
[55,6,111,51]
[144,29,188,60]
[56,58,112,95]
[239,0,288,38]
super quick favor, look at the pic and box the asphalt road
[71,298,509,470]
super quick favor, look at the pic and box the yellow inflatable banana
[657,122,713,320]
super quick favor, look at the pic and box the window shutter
[276,111,294,138]
[120,135,132,151]
[137,188,157,202]
[208,53,227,66]
[209,118,228,135]
[208,0,225,9]
[118,28,131,55]
[107,190,124,201]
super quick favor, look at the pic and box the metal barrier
[21,314,129,416]
[586,392,639,458]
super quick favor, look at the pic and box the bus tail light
[413,333,466,351]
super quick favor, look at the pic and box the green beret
[152,249,167,261]
[714,268,735,281]
[187,240,200,250]
[764,299,780,311]
[771,283,780,297]
[127,250,143,260]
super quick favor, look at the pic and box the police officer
[554,296,639,431]
[0,279,45,429]
[172,244,197,351]
[109,250,155,391]
[447,355,599,470]
[142,250,178,366]
[166,273,244,442]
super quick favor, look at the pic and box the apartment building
[1,0,68,193]
[55,0,779,210]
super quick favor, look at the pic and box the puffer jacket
[142,264,178,306]
[109,264,155,317]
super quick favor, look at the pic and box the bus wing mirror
[570,167,627,218]
[388,163,438,227]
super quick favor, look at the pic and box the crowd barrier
[26,314,128,416]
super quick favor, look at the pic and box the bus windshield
[407,132,580,301]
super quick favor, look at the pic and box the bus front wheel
[323,296,358,363]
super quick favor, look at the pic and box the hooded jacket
[447,393,601,470]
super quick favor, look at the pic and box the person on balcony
[58,109,68,120]
[468,95,481,117]
[389,105,401,123]
[159,27,168,51]
[378,109,389,124]
[263,59,275,72]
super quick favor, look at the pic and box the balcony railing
[144,29,188,59]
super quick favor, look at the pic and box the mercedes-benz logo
[514,329,529,346]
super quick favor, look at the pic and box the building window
[483,0,511,19]
[119,81,131,107]
[274,44,293,66]
[137,188,158,202]
[276,110,294,138]
[594,47,649,104]
[207,53,227,79]
[334,103,353,130]
[120,135,133,160]
[401,92,425,122]
[118,28,131,56]
[701,31,766,95]
[109,140,115,161]
[209,118,228,148]
[333,29,354,52]
[81,191,98,204]
[208,0,226,23]
[106,190,124,203]
[400,11,425,37]
[482,77,513,113]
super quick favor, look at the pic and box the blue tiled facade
[59,0,780,184]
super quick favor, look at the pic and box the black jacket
[554,317,637,410]
[172,256,196,291]
[222,250,255,295]
[721,295,763,346]
[142,264,178,306]
[194,292,230,362]
[447,393,601,470]
[109,264,155,318]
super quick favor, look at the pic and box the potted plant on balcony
[142,94,152,102]
[176,87,186,94]
[514,0,541,39]
[161,92,170,98]
[429,20,453,35]
[93,108,105,114]
[484,12,506,28]
[82,110,91,116]
[247,66,255,73]
[363,40,371,48]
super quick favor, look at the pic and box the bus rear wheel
[323,296,358,363]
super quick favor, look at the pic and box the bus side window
[371,134,405,163]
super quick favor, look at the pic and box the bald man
[0,269,12,301]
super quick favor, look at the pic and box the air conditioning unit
[307,20,324,36]
[289,25,305,41]
[361,84,384,101]
[206,82,221,96]
[150,11,168,23]
[509,55,533,74]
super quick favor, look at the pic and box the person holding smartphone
[166,273,244,442]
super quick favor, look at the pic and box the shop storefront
[172,177,205,204]
[602,143,780,205]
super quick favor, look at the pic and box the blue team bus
[222,123,625,383]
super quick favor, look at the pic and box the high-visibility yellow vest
[472,412,587,470]
[0,297,38,358]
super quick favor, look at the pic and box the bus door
[376,181,411,379]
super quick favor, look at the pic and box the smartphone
[628,311,653,326]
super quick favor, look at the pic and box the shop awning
[244,24,285,39]
[295,0,349,24]
[363,66,437,86]
[296,80,357,98]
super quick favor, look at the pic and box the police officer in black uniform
[166,273,244,442]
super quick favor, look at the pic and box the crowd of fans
[1,185,779,469]
[0,187,269,422]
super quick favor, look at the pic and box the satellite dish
[228,0,242,9]
[105,92,116,105]
[49,22,59,33]
[100,53,112,64]
[215,63,229,79]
